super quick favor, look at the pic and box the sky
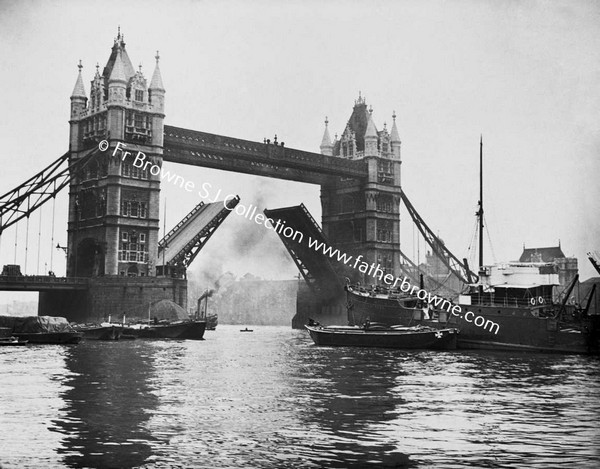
[0,0,599,305]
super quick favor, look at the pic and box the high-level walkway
[163,125,367,184]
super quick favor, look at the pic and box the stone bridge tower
[320,94,402,284]
[41,31,187,322]
[67,30,165,278]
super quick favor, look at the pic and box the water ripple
[1,326,599,467]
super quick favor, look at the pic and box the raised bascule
[0,31,476,324]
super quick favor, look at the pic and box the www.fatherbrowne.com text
[306,238,500,335]
[104,140,498,334]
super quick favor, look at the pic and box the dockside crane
[588,252,600,275]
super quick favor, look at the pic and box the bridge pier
[38,290,90,324]
[292,281,346,329]
[38,276,187,323]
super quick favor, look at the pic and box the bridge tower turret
[69,61,87,150]
[66,30,164,279]
[319,117,333,156]
[321,95,402,285]
[390,111,401,162]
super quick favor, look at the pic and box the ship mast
[478,135,484,271]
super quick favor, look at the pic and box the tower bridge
[0,31,474,324]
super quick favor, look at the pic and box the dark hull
[306,325,458,350]
[347,288,423,325]
[77,326,123,341]
[346,288,599,354]
[13,332,82,344]
[446,306,597,354]
[123,321,206,340]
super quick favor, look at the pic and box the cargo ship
[345,139,600,354]
[346,266,599,354]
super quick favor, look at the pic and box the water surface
[1,325,599,467]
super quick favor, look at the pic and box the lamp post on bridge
[55,243,68,277]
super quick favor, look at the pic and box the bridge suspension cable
[0,147,99,234]
[50,196,56,273]
[397,248,460,295]
[37,209,42,274]
[24,213,29,274]
[13,222,18,265]
[400,190,478,284]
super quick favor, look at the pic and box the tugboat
[197,290,218,330]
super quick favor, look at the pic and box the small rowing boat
[0,336,28,347]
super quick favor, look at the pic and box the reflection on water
[1,326,599,468]
[52,342,160,468]
[288,344,413,468]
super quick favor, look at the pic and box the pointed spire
[109,49,127,84]
[365,109,378,139]
[149,50,165,91]
[364,108,379,157]
[390,110,400,142]
[71,60,87,99]
[320,117,333,155]
[321,117,332,145]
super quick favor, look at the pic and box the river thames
[1,325,599,468]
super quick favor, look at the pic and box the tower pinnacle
[320,116,333,156]
[71,60,87,99]
[149,50,165,91]
[365,110,378,139]
[109,49,127,84]
[390,110,401,160]
[390,110,400,143]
